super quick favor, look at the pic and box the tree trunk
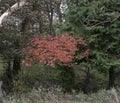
[83,67,91,94]
[6,61,12,82]
[39,19,43,34]
[12,56,21,76]
[49,4,53,35]
[56,1,62,24]
[108,66,115,89]
[2,57,21,93]
[60,66,75,93]
[2,60,12,92]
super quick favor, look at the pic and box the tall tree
[64,0,120,89]
[0,0,63,91]
[0,0,29,91]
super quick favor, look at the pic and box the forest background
[0,0,120,102]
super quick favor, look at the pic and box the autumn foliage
[22,34,89,67]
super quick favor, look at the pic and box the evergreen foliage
[65,0,120,88]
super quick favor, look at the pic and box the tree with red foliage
[22,34,89,92]
[22,34,89,67]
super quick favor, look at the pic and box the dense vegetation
[0,0,120,102]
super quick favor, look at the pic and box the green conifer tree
[64,0,120,89]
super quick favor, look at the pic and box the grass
[0,59,120,103]
[3,87,120,103]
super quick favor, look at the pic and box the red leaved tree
[22,34,89,92]
[22,34,89,67]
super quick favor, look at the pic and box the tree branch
[0,0,26,27]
